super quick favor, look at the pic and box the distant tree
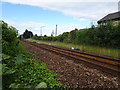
[23,29,33,39]
[32,34,39,40]
[35,34,38,37]
[44,35,47,37]
[51,30,54,36]
[70,28,78,42]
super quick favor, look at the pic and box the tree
[70,28,78,42]
[35,34,38,37]
[44,35,47,37]
[2,21,21,56]
[23,29,33,39]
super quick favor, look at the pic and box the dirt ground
[22,41,119,88]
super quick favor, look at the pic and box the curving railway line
[23,40,120,77]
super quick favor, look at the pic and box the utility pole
[51,30,54,36]
[40,26,45,36]
[55,24,57,36]
[118,1,120,11]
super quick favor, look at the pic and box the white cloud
[2,0,119,3]
[4,20,80,36]
[4,19,47,35]
[57,24,80,35]
[79,18,87,21]
[2,0,119,20]
[2,1,119,36]
[52,2,118,20]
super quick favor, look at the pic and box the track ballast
[24,40,120,77]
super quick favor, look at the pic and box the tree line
[32,21,120,48]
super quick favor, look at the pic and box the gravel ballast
[22,41,119,88]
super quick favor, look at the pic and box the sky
[1,0,119,36]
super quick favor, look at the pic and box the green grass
[27,39,120,58]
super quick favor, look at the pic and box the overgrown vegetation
[2,53,64,89]
[27,39,120,57]
[32,21,120,49]
[1,21,65,89]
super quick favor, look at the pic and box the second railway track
[24,40,120,77]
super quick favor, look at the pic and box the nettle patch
[2,52,65,89]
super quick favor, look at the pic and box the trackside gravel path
[22,41,119,88]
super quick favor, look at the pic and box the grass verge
[27,39,120,58]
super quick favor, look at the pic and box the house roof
[97,11,120,24]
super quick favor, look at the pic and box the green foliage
[70,28,78,43]
[2,53,10,60]
[35,82,47,88]
[2,52,64,89]
[1,21,23,56]
[23,29,33,39]
[33,21,120,48]
[2,21,65,89]
[32,35,40,40]
[2,64,15,75]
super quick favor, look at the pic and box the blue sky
[2,0,119,36]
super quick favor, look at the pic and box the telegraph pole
[51,30,54,36]
[40,26,45,36]
[55,24,57,36]
[118,1,120,11]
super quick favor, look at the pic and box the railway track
[24,40,120,76]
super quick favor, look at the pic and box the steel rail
[24,40,120,76]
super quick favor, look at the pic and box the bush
[1,21,23,56]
